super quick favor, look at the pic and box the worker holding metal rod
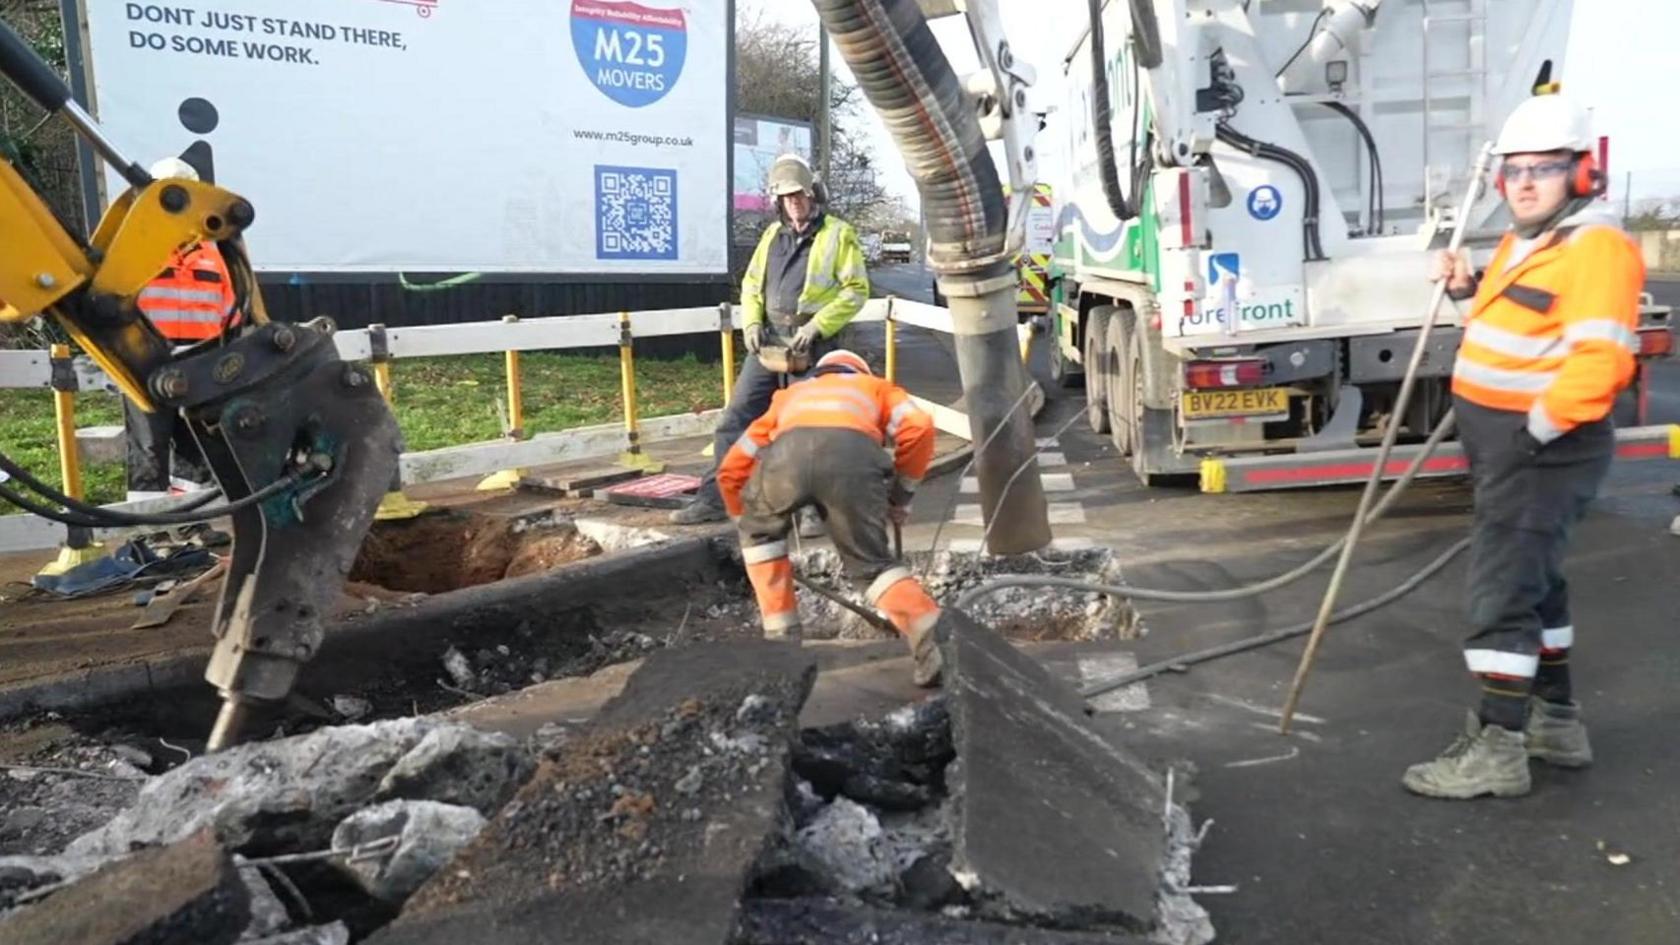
[1402,93,1645,800]
[716,349,944,687]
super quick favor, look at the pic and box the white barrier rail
[0,296,963,553]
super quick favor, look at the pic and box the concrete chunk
[332,801,486,903]
[369,641,817,945]
[941,612,1173,933]
[373,726,533,816]
[0,829,248,945]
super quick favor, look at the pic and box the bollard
[37,344,103,577]
[367,324,429,520]
[719,301,736,403]
[476,314,527,491]
[617,311,664,472]
[884,297,898,383]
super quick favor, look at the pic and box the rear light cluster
[1637,327,1673,358]
[1184,358,1265,389]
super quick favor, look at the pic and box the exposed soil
[350,510,602,594]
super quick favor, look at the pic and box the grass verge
[0,352,724,513]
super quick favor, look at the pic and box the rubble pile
[0,726,147,857]
[706,546,1139,642]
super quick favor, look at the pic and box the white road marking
[1048,503,1086,524]
[1036,451,1067,467]
[1223,746,1301,769]
[1078,653,1151,712]
[961,473,1074,494]
[1206,692,1327,726]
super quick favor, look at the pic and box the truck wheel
[1084,306,1113,434]
[1049,328,1082,389]
[1129,328,1176,486]
[1104,311,1135,456]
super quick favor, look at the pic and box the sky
[756,0,1679,210]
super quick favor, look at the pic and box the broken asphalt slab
[940,611,1199,937]
[368,640,818,945]
[0,829,248,945]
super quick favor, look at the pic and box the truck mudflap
[1199,424,1680,494]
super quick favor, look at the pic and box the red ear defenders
[1494,153,1605,199]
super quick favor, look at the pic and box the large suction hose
[812,0,1050,554]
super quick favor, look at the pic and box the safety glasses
[1499,160,1572,183]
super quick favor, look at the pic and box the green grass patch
[0,352,725,514]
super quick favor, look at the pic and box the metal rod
[60,100,148,189]
[1277,142,1493,734]
[206,696,250,752]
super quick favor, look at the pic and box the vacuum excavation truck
[1044,0,1673,490]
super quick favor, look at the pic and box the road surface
[891,274,1680,944]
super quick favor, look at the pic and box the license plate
[1181,387,1289,419]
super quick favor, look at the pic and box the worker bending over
[1404,94,1643,800]
[671,153,870,535]
[125,157,239,501]
[718,349,943,686]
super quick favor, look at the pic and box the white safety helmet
[768,153,815,197]
[149,156,199,181]
[1493,94,1593,156]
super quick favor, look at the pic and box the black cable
[1275,8,1330,78]
[1319,101,1385,233]
[0,447,322,527]
[0,484,110,528]
[1087,0,1134,221]
[1217,122,1327,260]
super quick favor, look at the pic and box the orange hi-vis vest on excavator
[717,371,935,518]
[1451,216,1644,444]
[137,243,237,342]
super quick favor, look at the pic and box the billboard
[82,0,729,275]
[732,113,811,242]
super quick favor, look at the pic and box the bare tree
[734,4,891,230]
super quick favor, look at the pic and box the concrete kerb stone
[0,829,249,945]
[938,610,1209,939]
[369,641,819,945]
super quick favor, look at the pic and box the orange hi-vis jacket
[137,242,238,342]
[1451,212,1644,445]
[717,371,936,518]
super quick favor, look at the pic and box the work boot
[1524,697,1593,768]
[1401,711,1531,799]
[668,499,726,525]
[908,618,944,688]
[796,505,826,539]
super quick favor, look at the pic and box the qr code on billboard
[596,165,678,261]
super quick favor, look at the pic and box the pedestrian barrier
[0,296,983,553]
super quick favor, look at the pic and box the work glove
[790,321,823,356]
[888,503,911,526]
[743,322,766,355]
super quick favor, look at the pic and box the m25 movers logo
[570,1,688,108]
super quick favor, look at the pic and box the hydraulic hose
[1216,122,1327,261]
[953,407,1456,609]
[1087,0,1132,222]
[813,0,1049,553]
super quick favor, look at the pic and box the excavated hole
[349,509,602,594]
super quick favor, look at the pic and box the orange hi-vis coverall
[718,369,936,641]
[1448,207,1643,707]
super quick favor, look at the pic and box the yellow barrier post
[617,311,664,472]
[368,324,429,520]
[476,314,527,491]
[37,344,103,577]
[884,296,898,383]
[719,301,736,403]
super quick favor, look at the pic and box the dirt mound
[351,511,601,594]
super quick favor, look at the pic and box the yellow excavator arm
[0,18,399,750]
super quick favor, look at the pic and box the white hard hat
[149,156,199,181]
[1493,95,1593,156]
[768,153,814,197]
